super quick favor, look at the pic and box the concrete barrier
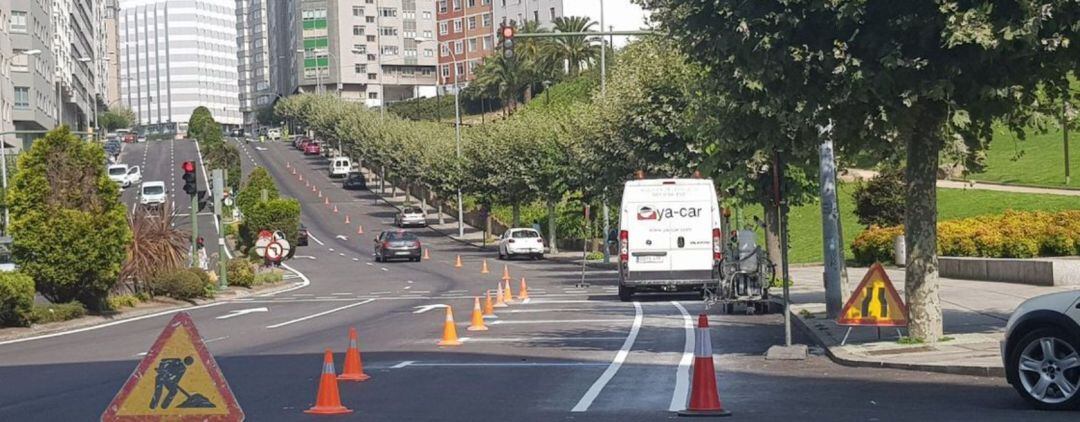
[939,256,1080,287]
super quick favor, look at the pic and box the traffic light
[182,161,197,196]
[500,23,515,59]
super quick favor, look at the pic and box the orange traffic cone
[292,167,297,175]
[678,314,732,417]
[324,197,330,206]
[480,259,490,274]
[501,265,511,281]
[494,283,508,308]
[299,174,303,181]
[312,185,317,193]
[483,290,496,317]
[454,255,463,268]
[334,205,339,214]
[304,349,353,415]
[518,277,529,300]
[318,189,323,198]
[357,225,364,235]
[437,306,462,346]
[503,279,514,304]
[423,248,430,260]
[338,327,371,382]
[467,297,488,331]
[345,215,351,224]
[287,161,291,168]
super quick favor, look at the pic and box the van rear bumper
[621,270,716,287]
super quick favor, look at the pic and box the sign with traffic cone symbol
[518,277,529,301]
[501,265,511,281]
[304,349,353,415]
[437,306,462,346]
[357,225,364,235]
[677,314,731,417]
[467,297,488,331]
[480,259,490,274]
[423,248,430,260]
[483,291,496,317]
[338,328,371,382]
[494,283,508,308]
[503,279,514,304]
[454,255,463,268]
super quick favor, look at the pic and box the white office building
[119,0,242,135]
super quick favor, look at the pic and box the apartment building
[0,4,13,149]
[236,0,273,134]
[9,0,59,149]
[119,0,242,134]
[492,0,562,30]
[54,0,101,130]
[104,0,121,108]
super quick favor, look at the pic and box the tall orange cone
[357,225,364,235]
[345,215,351,224]
[299,173,303,181]
[480,259,490,274]
[483,290,496,317]
[338,327,371,382]
[287,161,291,168]
[304,349,353,415]
[454,255,463,268]
[494,283,508,308]
[518,277,529,300]
[677,314,732,417]
[501,264,511,281]
[334,205,339,214]
[437,306,462,346]
[292,167,297,175]
[503,279,514,304]
[318,189,323,198]
[423,248,430,260]
[324,196,330,206]
[467,297,488,331]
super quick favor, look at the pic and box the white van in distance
[329,157,352,178]
[617,178,722,301]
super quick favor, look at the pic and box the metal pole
[599,0,605,96]
[453,52,464,238]
[602,195,610,264]
[819,121,844,319]
[213,169,226,288]
[1,138,7,234]
[774,150,791,347]
[1065,101,1072,185]
[377,0,385,119]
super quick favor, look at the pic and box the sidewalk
[786,265,1076,377]
[841,168,1080,196]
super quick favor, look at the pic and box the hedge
[0,272,35,327]
[852,210,1080,265]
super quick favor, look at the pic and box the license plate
[637,256,664,264]
[395,251,410,255]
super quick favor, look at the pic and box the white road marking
[0,301,229,347]
[332,293,352,296]
[293,255,318,260]
[366,262,374,266]
[490,319,634,325]
[380,267,389,272]
[522,298,531,304]
[203,335,229,344]
[406,280,414,284]
[328,248,335,252]
[413,304,448,314]
[669,301,694,411]
[307,233,325,246]
[404,286,412,290]
[571,302,643,412]
[339,253,346,257]
[451,336,626,343]
[352,258,359,261]
[215,307,269,320]
[335,235,348,241]
[493,308,597,314]
[266,299,376,329]
[391,362,610,368]
[391,360,415,369]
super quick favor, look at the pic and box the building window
[550,7,556,21]
[10,11,28,33]
[404,49,417,57]
[533,11,539,23]
[440,44,449,57]
[379,27,398,36]
[354,64,366,73]
[367,35,376,42]
[352,6,364,16]
[381,45,399,56]
[438,1,447,13]
[423,11,432,20]
[453,0,461,11]
[467,38,477,52]
[467,16,476,30]
[353,25,364,36]
[468,0,476,7]
[481,36,491,50]
[422,68,433,76]
[423,30,433,40]
[454,40,463,54]
[453,19,462,33]
[441,65,450,78]
[379,8,397,18]
[11,50,29,72]
[455,62,465,77]
[367,54,377,61]
[423,48,433,57]
[14,87,29,108]
[368,73,377,80]
[482,13,492,27]
[354,44,367,54]
[366,16,375,23]
[439,22,448,35]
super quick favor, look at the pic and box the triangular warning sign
[101,312,244,421]
[836,263,908,327]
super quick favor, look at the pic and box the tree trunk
[760,185,782,269]
[512,201,521,227]
[404,182,411,204]
[905,113,944,342]
[547,198,559,254]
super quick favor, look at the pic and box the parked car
[1003,290,1080,410]
[123,133,136,143]
[330,157,352,178]
[497,228,545,260]
[394,206,427,228]
[374,231,422,262]
[297,225,309,246]
[342,172,367,190]
[139,181,167,207]
[268,128,282,140]
[296,138,310,150]
[108,164,141,188]
[304,141,322,155]
[137,136,147,143]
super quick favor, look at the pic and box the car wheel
[374,254,382,263]
[618,284,634,302]
[497,248,505,260]
[1008,327,1080,410]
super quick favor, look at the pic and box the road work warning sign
[837,263,908,327]
[101,312,244,421]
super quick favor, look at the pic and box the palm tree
[472,54,528,113]
[550,16,601,77]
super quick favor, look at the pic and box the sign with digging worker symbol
[101,312,244,421]
[836,263,908,327]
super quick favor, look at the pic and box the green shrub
[851,225,904,265]
[184,268,216,297]
[235,167,279,216]
[29,302,87,324]
[852,166,906,228]
[150,270,208,300]
[227,259,256,288]
[224,221,239,237]
[106,294,143,310]
[239,198,301,253]
[585,251,605,261]
[254,271,283,286]
[0,272,35,327]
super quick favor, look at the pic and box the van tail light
[508,239,515,243]
[712,228,722,261]
[537,238,543,244]
[619,230,628,262]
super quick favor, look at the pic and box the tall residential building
[435,0,494,86]
[104,0,122,108]
[267,0,299,100]
[0,3,14,149]
[292,0,438,107]
[54,0,100,130]
[10,0,60,149]
[119,0,242,135]
[236,0,273,134]
[492,0,562,30]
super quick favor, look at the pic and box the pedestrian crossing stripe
[101,312,244,421]
[836,263,908,327]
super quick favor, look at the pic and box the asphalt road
[0,139,1070,421]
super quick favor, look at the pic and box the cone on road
[299,174,303,181]
[423,248,430,260]
[503,279,514,304]
[304,349,353,415]
[467,297,488,331]
[292,167,297,175]
[287,161,291,168]
[501,265,511,281]
[338,328,371,382]
[324,196,330,206]
[334,205,339,214]
[480,259,490,274]
[345,215,351,224]
[454,255,463,268]
[319,189,323,198]
[677,314,731,417]
[518,277,529,301]
[357,225,364,235]
[483,290,496,317]
[312,185,317,193]
[494,283,508,308]
[437,306,462,346]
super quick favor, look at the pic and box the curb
[786,301,1005,378]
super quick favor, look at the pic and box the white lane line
[380,267,389,272]
[522,298,531,304]
[669,301,694,411]
[391,360,415,369]
[490,319,634,325]
[203,335,229,344]
[328,248,335,252]
[215,307,269,320]
[393,362,610,368]
[403,286,412,290]
[571,302,643,412]
[0,301,229,347]
[352,258,359,261]
[331,293,352,296]
[451,336,626,343]
[307,233,325,246]
[266,299,376,329]
[366,262,374,266]
[339,253,346,257]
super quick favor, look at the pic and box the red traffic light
[182,161,195,173]
[501,25,514,39]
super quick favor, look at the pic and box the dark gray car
[374,231,422,262]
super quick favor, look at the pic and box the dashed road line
[266,299,376,329]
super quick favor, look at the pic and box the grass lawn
[740,184,1080,264]
[972,125,1078,188]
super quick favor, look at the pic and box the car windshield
[142,186,164,195]
[512,230,540,239]
[403,207,423,214]
[109,167,126,176]
[386,232,418,241]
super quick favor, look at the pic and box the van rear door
[624,198,671,274]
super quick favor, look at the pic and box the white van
[329,157,352,178]
[267,128,282,140]
[617,178,722,301]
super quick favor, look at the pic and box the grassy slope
[973,125,1079,187]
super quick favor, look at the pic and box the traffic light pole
[191,189,198,269]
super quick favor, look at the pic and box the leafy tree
[99,107,135,132]
[641,0,1080,341]
[236,167,279,216]
[8,127,131,310]
[187,106,214,141]
[853,167,906,228]
[239,198,301,255]
[550,16,601,77]
[203,142,242,192]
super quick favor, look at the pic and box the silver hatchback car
[395,206,427,228]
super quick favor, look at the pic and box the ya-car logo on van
[637,206,702,221]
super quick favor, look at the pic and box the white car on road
[139,181,167,207]
[108,164,141,188]
[1003,290,1080,410]
[394,206,427,228]
[498,228,545,260]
